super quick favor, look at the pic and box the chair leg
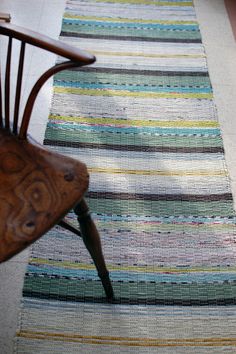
[73,198,114,301]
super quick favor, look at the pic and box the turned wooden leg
[74,198,114,301]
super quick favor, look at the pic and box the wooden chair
[0,23,114,300]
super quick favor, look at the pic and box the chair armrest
[0,22,95,65]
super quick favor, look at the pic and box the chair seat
[0,129,89,262]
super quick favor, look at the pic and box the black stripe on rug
[44,140,225,154]
[23,291,236,306]
[86,191,233,202]
[60,31,202,43]
[71,66,210,77]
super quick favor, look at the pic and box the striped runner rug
[15,0,236,352]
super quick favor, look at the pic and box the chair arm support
[0,22,95,65]
[0,13,11,22]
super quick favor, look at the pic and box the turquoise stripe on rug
[15,0,236,352]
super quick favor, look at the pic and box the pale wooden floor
[0,1,236,353]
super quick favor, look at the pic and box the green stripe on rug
[23,276,236,305]
[55,70,211,87]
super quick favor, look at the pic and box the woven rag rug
[15,0,236,352]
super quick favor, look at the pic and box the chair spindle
[13,41,25,134]
[19,61,79,139]
[5,36,12,129]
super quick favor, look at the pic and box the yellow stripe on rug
[49,115,219,128]
[63,13,198,25]
[54,87,213,99]
[93,0,193,6]
[17,330,236,347]
[87,167,228,177]
[29,258,236,273]
[92,51,206,58]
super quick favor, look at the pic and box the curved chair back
[0,23,95,138]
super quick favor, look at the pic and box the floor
[0,0,236,353]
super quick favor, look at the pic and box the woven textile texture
[15,0,236,352]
